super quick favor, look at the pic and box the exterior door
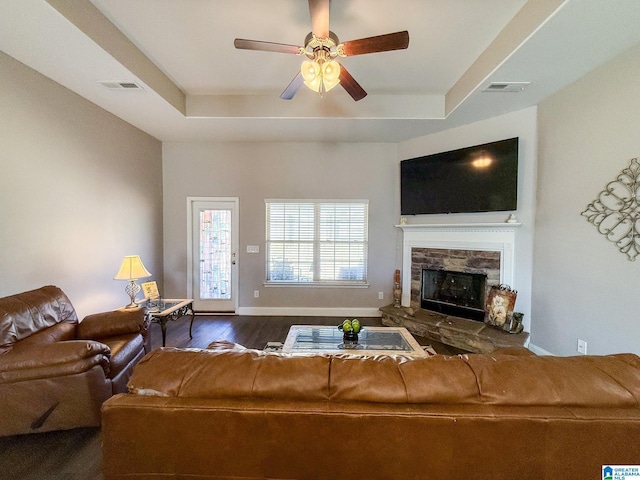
[188,198,239,312]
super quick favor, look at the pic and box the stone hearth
[380,305,528,354]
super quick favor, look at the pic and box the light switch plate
[577,339,587,355]
[246,245,259,253]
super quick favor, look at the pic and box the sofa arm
[0,340,111,383]
[77,308,149,341]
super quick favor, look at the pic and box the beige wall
[0,51,163,318]
[162,142,398,316]
[535,43,640,356]
[162,111,539,324]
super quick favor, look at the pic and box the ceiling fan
[234,0,409,101]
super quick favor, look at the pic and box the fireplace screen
[421,269,487,321]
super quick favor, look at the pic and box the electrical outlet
[378,292,384,300]
[577,339,587,355]
[254,290,259,298]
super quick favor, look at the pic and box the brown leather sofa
[0,285,149,437]
[102,342,640,480]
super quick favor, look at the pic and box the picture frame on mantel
[484,284,517,328]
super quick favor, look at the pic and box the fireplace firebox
[421,269,487,321]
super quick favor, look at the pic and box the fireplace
[421,269,487,321]
[399,223,518,309]
[409,247,500,317]
[380,222,528,354]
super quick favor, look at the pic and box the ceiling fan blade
[308,0,330,38]
[341,31,409,56]
[339,66,367,101]
[280,72,304,100]
[234,38,301,55]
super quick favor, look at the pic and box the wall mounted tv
[400,137,519,215]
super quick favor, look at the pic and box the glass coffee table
[282,325,428,357]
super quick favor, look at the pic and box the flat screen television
[400,137,519,215]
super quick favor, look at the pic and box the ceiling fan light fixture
[301,60,322,92]
[321,60,341,91]
[234,2,409,101]
[301,58,340,94]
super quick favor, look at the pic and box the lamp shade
[114,255,152,280]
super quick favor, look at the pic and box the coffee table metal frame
[282,325,427,357]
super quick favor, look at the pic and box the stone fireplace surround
[380,223,528,353]
[411,247,501,315]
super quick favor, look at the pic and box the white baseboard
[237,307,383,317]
[528,343,554,356]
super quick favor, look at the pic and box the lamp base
[124,280,141,308]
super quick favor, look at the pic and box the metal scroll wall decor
[582,158,640,261]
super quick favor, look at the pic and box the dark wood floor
[0,315,462,480]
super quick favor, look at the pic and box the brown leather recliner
[0,285,149,437]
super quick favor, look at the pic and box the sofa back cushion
[328,354,480,403]
[465,354,640,407]
[128,346,640,408]
[0,286,78,350]
[129,348,331,401]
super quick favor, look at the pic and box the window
[266,200,368,285]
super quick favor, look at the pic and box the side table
[144,299,195,347]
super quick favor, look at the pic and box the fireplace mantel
[397,222,521,307]
[396,222,522,231]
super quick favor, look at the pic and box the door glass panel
[199,209,232,300]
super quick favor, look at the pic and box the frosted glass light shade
[322,60,340,92]
[114,255,152,280]
[301,59,341,93]
[301,60,322,92]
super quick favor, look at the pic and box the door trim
[187,196,239,313]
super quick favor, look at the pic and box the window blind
[266,200,368,285]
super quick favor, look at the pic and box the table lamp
[114,255,152,308]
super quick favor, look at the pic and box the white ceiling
[1,0,640,143]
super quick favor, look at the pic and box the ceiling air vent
[482,82,530,93]
[98,81,144,91]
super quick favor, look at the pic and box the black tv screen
[400,137,518,215]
